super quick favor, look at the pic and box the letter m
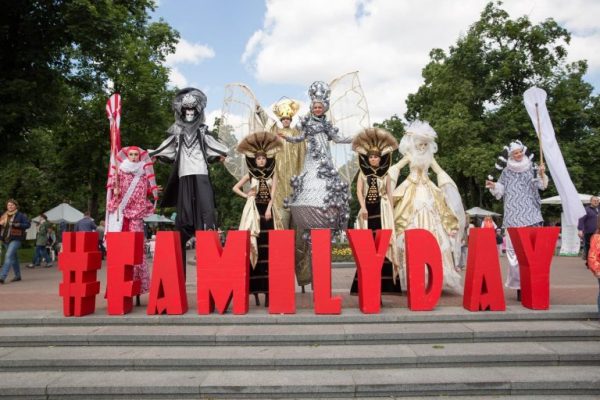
[196,230,249,314]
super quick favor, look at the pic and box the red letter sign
[196,230,249,315]
[508,227,559,310]
[463,228,505,311]
[58,232,102,317]
[405,229,443,311]
[311,229,342,314]
[106,232,142,315]
[347,229,391,314]
[268,230,296,314]
[147,231,188,315]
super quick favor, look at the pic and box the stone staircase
[0,306,598,399]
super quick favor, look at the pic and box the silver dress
[285,114,351,233]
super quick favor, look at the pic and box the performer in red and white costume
[106,146,159,300]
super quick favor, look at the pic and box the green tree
[404,1,597,217]
[0,1,178,218]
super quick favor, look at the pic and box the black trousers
[176,174,217,278]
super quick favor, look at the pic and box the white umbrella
[143,214,174,224]
[465,207,501,217]
[541,193,593,205]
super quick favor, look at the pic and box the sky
[152,0,600,127]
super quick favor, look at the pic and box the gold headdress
[352,128,398,176]
[352,128,398,156]
[272,98,300,120]
[236,131,283,179]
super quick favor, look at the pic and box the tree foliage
[400,1,598,218]
[0,1,178,217]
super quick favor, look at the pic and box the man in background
[578,196,599,264]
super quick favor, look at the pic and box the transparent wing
[218,83,275,180]
[328,71,370,184]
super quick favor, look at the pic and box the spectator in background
[578,196,599,264]
[46,226,57,261]
[74,211,96,232]
[496,228,504,256]
[481,215,497,229]
[585,215,600,321]
[56,220,67,254]
[97,220,106,260]
[27,214,52,268]
[0,199,31,283]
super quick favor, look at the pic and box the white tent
[541,193,593,205]
[46,203,85,223]
[25,203,84,240]
[143,214,174,224]
[540,193,593,256]
[465,207,501,217]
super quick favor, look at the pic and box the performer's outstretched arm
[388,155,410,189]
[280,131,306,143]
[329,126,353,144]
[148,136,176,163]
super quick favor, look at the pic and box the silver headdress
[308,81,331,112]
[172,87,207,124]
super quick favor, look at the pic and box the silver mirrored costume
[150,88,228,275]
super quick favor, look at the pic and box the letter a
[147,231,188,315]
[463,228,505,311]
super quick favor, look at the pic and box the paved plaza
[0,251,597,313]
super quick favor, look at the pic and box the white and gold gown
[238,176,282,294]
[393,160,463,294]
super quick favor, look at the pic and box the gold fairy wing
[327,71,371,184]
[218,83,276,180]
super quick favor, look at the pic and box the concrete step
[0,341,598,371]
[0,305,596,327]
[0,366,598,398]
[0,319,598,347]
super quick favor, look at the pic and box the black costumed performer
[279,81,352,289]
[150,88,228,276]
[233,131,283,306]
[350,128,402,296]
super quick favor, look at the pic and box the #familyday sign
[58,227,559,317]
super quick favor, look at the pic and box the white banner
[523,87,585,226]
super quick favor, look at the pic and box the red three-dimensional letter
[106,232,142,315]
[463,228,505,311]
[405,229,443,311]
[348,229,391,314]
[196,230,249,315]
[146,231,188,315]
[58,232,102,317]
[312,229,342,314]
[268,230,296,314]
[508,227,559,310]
